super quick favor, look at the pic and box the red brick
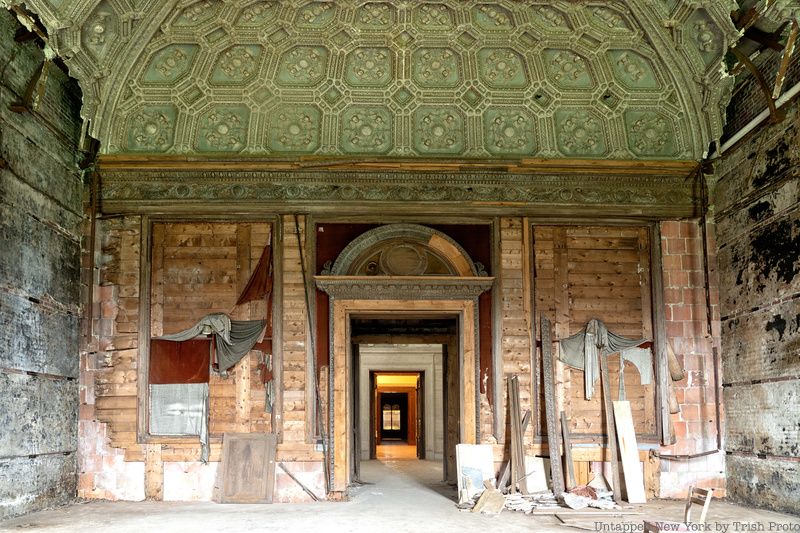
[80,404,95,420]
[682,254,702,271]
[684,320,706,338]
[670,271,689,287]
[682,288,703,306]
[78,473,95,492]
[666,238,687,254]
[675,388,686,404]
[683,354,702,371]
[686,421,704,437]
[661,221,681,238]
[680,404,701,421]
[679,222,699,238]
[674,440,697,455]
[688,271,705,288]
[672,305,693,321]
[673,420,688,439]
[664,288,683,304]
[662,255,683,270]
[667,322,684,337]
[684,387,702,403]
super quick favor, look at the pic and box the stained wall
[0,10,84,519]
[715,102,800,514]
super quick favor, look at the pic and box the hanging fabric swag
[557,318,652,400]
[150,239,273,462]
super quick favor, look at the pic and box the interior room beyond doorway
[374,372,421,460]
[356,342,446,472]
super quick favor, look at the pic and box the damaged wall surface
[715,102,800,515]
[0,10,83,519]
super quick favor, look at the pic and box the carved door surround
[315,224,493,494]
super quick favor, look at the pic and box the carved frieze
[315,276,494,301]
[98,166,699,217]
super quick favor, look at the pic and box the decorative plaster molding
[5,0,744,161]
[97,167,699,216]
[314,276,494,301]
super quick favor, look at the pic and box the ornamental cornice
[97,167,699,215]
[314,276,494,301]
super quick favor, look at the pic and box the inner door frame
[329,298,478,494]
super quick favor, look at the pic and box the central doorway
[373,372,421,460]
[352,316,458,484]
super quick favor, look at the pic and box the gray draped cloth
[558,318,652,400]
[156,312,267,373]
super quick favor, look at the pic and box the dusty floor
[2,460,798,532]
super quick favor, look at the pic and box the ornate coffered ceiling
[4,0,742,160]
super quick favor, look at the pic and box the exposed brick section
[657,220,725,498]
[723,52,800,141]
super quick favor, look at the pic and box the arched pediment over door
[317,224,492,299]
[315,224,494,494]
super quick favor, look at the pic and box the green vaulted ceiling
[5,0,741,160]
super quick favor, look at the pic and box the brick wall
[657,220,726,498]
[723,53,800,140]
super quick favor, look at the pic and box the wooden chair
[643,487,714,532]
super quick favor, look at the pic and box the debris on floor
[560,485,619,510]
[458,489,561,514]
[504,492,560,514]
[471,485,506,515]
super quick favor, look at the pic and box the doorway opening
[351,316,461,484]
[373,372,421,460]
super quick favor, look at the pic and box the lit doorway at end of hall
[374,372,421,460]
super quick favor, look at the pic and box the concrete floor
[2,459,798,532]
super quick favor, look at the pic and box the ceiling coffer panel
[4,0,741,160]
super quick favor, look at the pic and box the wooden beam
[650,224,670,446]
[743,25,787,51]
[613,400,646,504]
[498,409,530,491]
[541,315,565,494]
[561,410,575,491]
[774,19,799,100]
[144,443,163,500]
[137,215,152,442]
[731,47,781,121]
[96,154,698,177]
[598,352,622,504]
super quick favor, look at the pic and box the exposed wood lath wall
[94,217,141,459]
[533,226,656,440]
[93,220,274,463]
[499,218,533,443]
[151,222,272,437]
[281,215,316,453]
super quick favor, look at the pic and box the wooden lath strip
[773,19,799,99]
